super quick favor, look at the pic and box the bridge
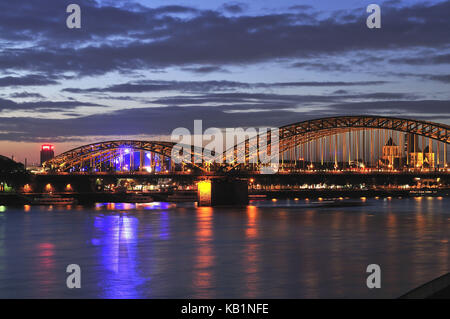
[44,115,449,174]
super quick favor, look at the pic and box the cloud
[325,100,450,115]
[0,74,59,87]
[222,3,246,14]
[427,74,450,83]
[389,72,450,83]
[62,79,388,94]
[390,53,450,65]
[0,98,102,111]
[9,92,45,99]
[1,95,447,143]
[291,61,350,72]
[288,5,314,11]
[150,92,415,108]
[181,66,229,74]
[0,0,448,145]
[0,1,449,77]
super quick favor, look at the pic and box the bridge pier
[197,178,248,207]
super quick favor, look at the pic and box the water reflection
[93,214,146,298]
[246,205,258,239]
[329,211,344,296]
[300,209,320,298]
[0,215,4,276]
[158,211,170,240]
[243,205,260,298]
[34,242,56,296]
[193,207,214,297]
[95,202,174,211]
[0,198,448,298]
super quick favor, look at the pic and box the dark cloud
[150,92,415,107]
[390,53,450,65]
[389,72,450,83]
[153,5,199,15]
[222,3,246,14]
[291,61,350,72]
[0,98,102,111]
[0,1,449,77]
[62,79,388,94]
[325,100,450,115]
[428,74,450,83]
[63,80,251,93]
[0,74,58,87]
[181,66,229,74]
[0,0,448,145]
[1,96,446,143]
[9,92,45,99]
[288,5,314,11]
[333,90,348,95]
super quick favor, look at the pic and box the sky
[0,0,449,163]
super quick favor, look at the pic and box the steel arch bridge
[44,140,205,173]
[223,115,450,170]
[278,115,448,154]
[44,116,450,173]
[279,115,449,144]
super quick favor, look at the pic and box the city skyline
[0,0,449,163]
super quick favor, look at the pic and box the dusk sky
[0,0,449,163]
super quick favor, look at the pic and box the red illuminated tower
[40,144,55,165]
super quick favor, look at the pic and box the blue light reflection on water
[95,202,173,211]
[92,213,147,298]
[158,211,170,240]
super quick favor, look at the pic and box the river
[0,197,449,298]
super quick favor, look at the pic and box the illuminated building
[409,152,424,168]
[382,137,401,169]
[422,146,435,168]
[405,134,423,168]
[40,144,55,165]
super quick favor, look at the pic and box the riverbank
[1,188,449,205]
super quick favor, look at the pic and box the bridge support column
[197,178,248,207]
[139,151,144,172]
[130,151,134,171]
[151,153,155,172]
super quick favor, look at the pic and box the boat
[167,191,197,202]
[32,194,77,205]
[126,193,154,203]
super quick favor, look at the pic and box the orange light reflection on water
[243,205,261,297]
[193,207,214,297]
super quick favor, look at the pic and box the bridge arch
[44,140,204,172]
[44,116,450,173]
[226,115,450,170]
[279,115,449,142]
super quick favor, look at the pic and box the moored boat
[31,195,77,205]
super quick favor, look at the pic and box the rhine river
[0,198,449,298]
